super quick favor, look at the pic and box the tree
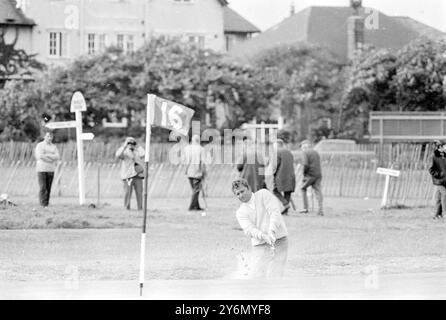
[0,27,44,86]
[0,37,275,141]
[394,38,446,111]
[253,43,346,142]
[339,45,398,139]
[0,79,43,141]
[340,38,446,139]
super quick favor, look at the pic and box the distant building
[370,112,446,143]
[229,5,446,60]
[12,0,259,65]
[0,0,35,80]
[223,6,260,52]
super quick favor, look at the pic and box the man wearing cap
[429,140,446,220]
[232,178,289,279]
[271,139,296,215]
[299,140,324,216]
[115,137,145,211]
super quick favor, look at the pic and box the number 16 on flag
[147,94,195,136]
[145,94,195,162]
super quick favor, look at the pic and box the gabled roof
[224,6,260,34]
[0,0,35,26]
[228,6,446,59]
[393,16,446,40]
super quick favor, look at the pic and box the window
[99,34,107,52]
[116,34,135,53]
[126,35,134,53]
[225,35,236,52]
[319,118,332,129]
[187,35,205,49]
[49,32,67,57]
[88,34,96,54]
[198,36,205,49]
[87,34,107,54]
[117,34,124,50]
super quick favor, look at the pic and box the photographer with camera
[115,137,146,211]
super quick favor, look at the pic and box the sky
[228,0,446,32]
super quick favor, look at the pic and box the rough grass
[0,196,444,281]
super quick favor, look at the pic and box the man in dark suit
[272,139,296,215]
[237,137,266,193]
[429,140,446,220]
[300,140,324,216]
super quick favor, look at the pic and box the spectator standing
[300,140,324,216]
[429,140,446,220]
[237,137,266,192]
[184,135,207,211]
[272,139,296,215]
[115,137,145,211]
[35,130,60,207]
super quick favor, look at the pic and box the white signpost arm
[75,110,86,205]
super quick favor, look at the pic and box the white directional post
[71,92,88,205]
[377,167,401,209]
[46,92,94,206]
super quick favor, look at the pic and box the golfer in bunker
[232,178,289,279]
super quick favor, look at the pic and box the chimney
[290,1,295,16]
[347,0,365,60]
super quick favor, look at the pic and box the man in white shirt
[183,135,207,211]
[232,178,289,279]
[35,130,60,207]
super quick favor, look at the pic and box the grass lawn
[0,196,444,282]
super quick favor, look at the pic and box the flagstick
[139,94,154,297]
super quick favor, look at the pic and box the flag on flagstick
[139,94,195,296]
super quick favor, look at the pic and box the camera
[127,141,137,146]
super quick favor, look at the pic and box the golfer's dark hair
[42,128,54,137]
[232,179,250,194]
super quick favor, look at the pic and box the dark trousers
[123,178,143,210]
[37,172,54,207]
[301,176,323,213]
[273,189,292,213]
[188,178,202,210]
[434,185,446,217]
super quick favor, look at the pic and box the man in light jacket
[232,178,288,279]
[35,130,60,207]
[184,135,207,211]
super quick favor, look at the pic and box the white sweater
[35,141,60,172]
[236,189,288,247]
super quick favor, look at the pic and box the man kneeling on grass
[232,179,288,279]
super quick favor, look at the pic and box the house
[13,0,259,65]
[228,6,446,61]
[0,0,35,79]
[223,6,260,52]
